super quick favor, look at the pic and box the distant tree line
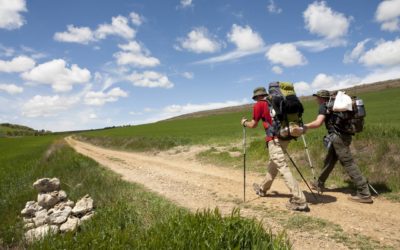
[0,123,52,137]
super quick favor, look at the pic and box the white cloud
[130,12,143,26]
[227,24,264,51]
[182,71,194,79]
[163,99,248,116]
[89,113,97,119]
[114,41,160,67]
[95,15,135,40]
[133,99,249,125]
[20,46,47,60]
[0,0,27,30]
[311,73,335,89]
[53,25,95,44]
[177,27,221,53]
[84,87,128,106]
[180,0,193,8]
[375,0,400,32]
[129,111,143,115]
[267,0,282,14]
[266,43,307,67]
[0,56,35,73]
[343,39,370,64]
[311,73,360,92]
[21,59,91,92]
[54,14,136,44]
[131,99,249,125]
[195,39,341,65]
[0,83,23,94]
[294,38,347,52]
[195,48,266,64]
[298,67,400,96]
[236,77,254,83]
[381,18,399,32]
[127,71,174,88]
[0,44,14,57]
[22,95,79,118]
[194,24,266,64]
[144,107,154,112]
[361,66,400,83]
[359,38,400,67]
[295,74,360,96]
[303,1,350,39]
[294,81,311,96]
[271,66,283,74]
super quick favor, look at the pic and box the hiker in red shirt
[241,87,308,211]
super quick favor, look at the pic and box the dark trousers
[318,133,371,197]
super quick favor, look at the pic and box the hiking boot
[310,180,324,194]
[253,183,267,197]
[348,195,373,204]
[286,200,310,212]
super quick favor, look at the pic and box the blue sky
[1,0,400,131]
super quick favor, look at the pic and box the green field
[0,136,289,249]
[78,87,400,196]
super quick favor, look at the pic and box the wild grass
[0,136,290,249]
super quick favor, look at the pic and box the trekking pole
[242,126,246,203]
[283,149,319,202]
[301,135,317,180]
[368,183,379,196]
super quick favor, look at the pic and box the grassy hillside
[0,123,51,137]
[0,136,289,249]
[77,87,400,197]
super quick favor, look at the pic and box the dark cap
[252,87,268,100]
[312,90,330,98]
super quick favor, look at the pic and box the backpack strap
[264,100,278,138]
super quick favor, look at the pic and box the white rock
[37,190,66,208]
[48,206,72,225]
[54,199,74,210]
[37,193,58,209]
[33,178,60,193]
[65,200,75,207]
[23,217,34,224]
[72,195,94,216]
[21,201,43,217]
[25,224,58,242]
[23,223,35,230]
[33,209,49,227]
[58,190,67,201]
[60,217,80,233]
[80,211,95,222]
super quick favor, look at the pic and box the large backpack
[267,81,304,139]
[326,92,366,134]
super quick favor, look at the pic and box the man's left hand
[241,118,248,127]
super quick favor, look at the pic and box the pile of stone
[21,178,95,242]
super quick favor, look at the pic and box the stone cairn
[21,178,95,242]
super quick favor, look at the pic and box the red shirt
[252,100,274,142]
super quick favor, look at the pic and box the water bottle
[355,98,366,118]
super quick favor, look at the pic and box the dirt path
[66,137,400,249]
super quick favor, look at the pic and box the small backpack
[326,92,366,134]
[267,81,304,139]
